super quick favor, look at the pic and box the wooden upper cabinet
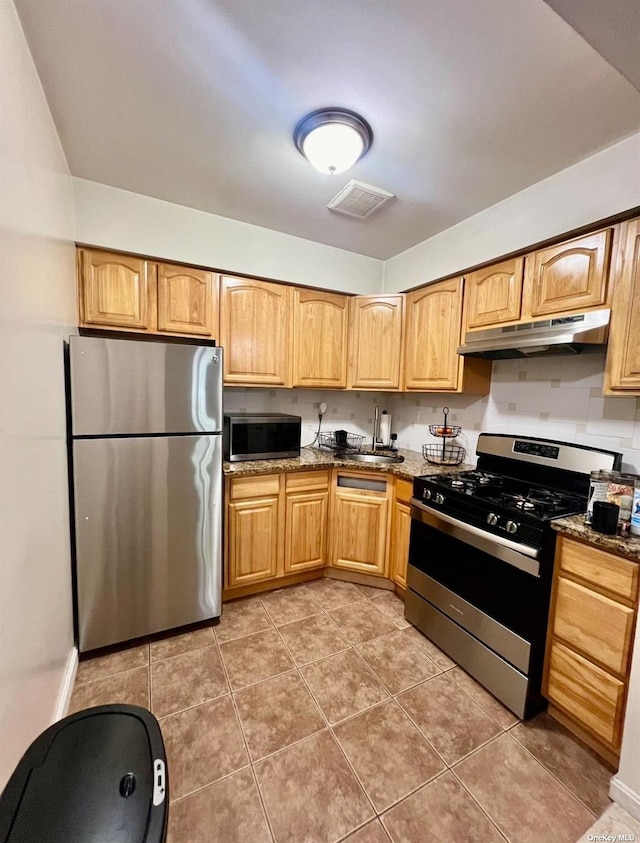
[605,219,640,394]
[464,258,524,330]
[78,248,156,331]
[523,229,612,319]
[349,295,404,390]
[292,289,349,388]
[157,263,216,337]
[404,278,464,391]
[220,276,292,386]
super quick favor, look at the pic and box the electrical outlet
[319,402,327,415]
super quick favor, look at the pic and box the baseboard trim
[610,776,640,823]
[54,647,78,722]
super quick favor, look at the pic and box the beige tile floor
[70,579,616,843]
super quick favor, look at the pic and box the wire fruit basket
[422,407,466,465]
[318,431,365,452]
[422,443,466,465]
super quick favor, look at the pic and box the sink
[342,452,405,465]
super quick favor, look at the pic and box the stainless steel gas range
[405,433,622,719]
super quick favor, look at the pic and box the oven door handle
[410,498,541,577]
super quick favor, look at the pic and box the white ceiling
[15,0,640,260]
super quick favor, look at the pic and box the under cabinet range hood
[457,309,610,359]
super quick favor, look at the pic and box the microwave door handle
[410,498,541,577]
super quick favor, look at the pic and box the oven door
[408,500,550,671]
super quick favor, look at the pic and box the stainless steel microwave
[223,413,302,462]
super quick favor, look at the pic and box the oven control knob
[486,513,499,526]
[423,489,432,501]
[435,493,445,505]
[505,520,519,534]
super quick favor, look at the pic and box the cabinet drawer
[229,474,281,500]
[554,577,635,675]
[395,478,413,503]
[285,470,330,492]
[558,537,639,602]
[546,641,624,747]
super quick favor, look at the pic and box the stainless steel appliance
[223,412,301,462]
[68,335,223,652]
[405,433,621,718]
[457,309,609,359]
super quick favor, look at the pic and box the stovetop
[411,434,621,551]
[412,469,587,550]
[431,470,584,519]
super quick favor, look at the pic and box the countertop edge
[552,516,640,562]
[223,447,475,483]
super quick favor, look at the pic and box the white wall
[72,178,384,294]
[612,609,640,819]
[0,0,77,788]
[383,132,640,291]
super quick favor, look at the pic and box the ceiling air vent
[327,180,394,219]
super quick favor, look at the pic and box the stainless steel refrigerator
[69,335,223,652]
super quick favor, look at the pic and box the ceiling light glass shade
[294,108,373,175]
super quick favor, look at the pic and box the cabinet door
[524,230,612,319]
[227,495,280,587]
[330,477,389,576]
[220,277,291,386]
[464,258,524,330]
[157,263,216,337]
[389,499,411,589]
[605,219,640,393]
[285,490,329,573]
[404,279,463,391]
[284,471,329,573]
[78,248,155,331]
[349,295,404,390]
[293,289,349,388]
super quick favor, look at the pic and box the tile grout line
[209,622,277,842]
[499,730,599,819]
[271,613,382,832]
[446,767,512,843]
[330,697,448,821]
[444,667,519,732]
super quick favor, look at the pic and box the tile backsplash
[224,354,640,472]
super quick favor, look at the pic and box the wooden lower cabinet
[546,641,624,748]
[225,470,329,594]
[389,479,413,589]
[226,475,281,589]
[284,472,329,573]
[329,471,390,576]
[544,535,639,761]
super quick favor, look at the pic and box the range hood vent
[327,180,394,219]
[457,309,610,359]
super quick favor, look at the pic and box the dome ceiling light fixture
[294,108,373,175]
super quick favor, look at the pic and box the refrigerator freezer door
[70,335,223,435]
[73,434,222,651]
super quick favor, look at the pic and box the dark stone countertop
[552,515,640,563]
[223,446,474,483]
